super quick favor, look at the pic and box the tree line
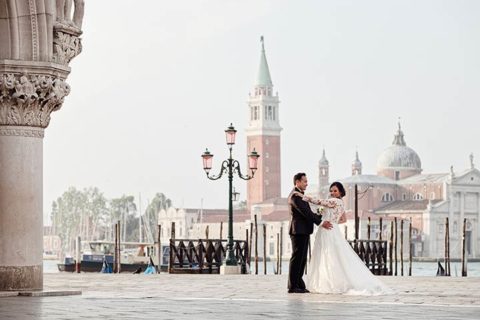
[49,187,171,255]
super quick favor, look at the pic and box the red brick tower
[246,36,282,210]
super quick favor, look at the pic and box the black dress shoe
[303,289,310,293]
[288,288,307,293]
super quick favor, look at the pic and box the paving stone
[0,274,478,319]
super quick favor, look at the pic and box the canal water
[44,259,480,277]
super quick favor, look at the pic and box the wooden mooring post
[279,225,283,275]
[157,224,162,273]
[205,225,209,240]
[263,224,267,275]
[245,229,249,270]
[219,221,223,240]
[462,218,467,277]
[445,217,451,276]
[409,218,412,276]
[117,220,121,273]
[254,214,258,275]
[276,233,280,275]
[389,220,393,276]
[394,217,398,276]
[400,219,404,276]
[168,222,175,274]
[75,236,81,273]
[114,223,118,273]
[249,222,253,267]
[367,217,371,240]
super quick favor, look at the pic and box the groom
[287,173,332,293]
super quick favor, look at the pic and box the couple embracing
[287,173,390,295]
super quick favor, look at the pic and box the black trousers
[288,234,309,290]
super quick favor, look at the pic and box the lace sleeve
[315,199,337,208]
[332,199,345,223]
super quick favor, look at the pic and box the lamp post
[201,123,260,268]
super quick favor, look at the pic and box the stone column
[0,65,70,290]
[0,0,84,290]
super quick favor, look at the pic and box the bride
[302,181,391,295]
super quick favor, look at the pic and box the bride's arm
[314,199,336,208]
[335,199,346,223]
[301,195,334,206]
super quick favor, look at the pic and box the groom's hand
[321,221,333,230]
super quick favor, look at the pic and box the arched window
[381,193,394,202]
[402,193,407,201]
[413,193,423,200]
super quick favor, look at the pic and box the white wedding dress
[306,197,391,295]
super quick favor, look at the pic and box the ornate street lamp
[201,123,260,269]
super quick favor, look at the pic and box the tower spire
[352,149,362,175]
[256,35,273,87]
[319,148,329,165]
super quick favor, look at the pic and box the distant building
[43,226,62,259]
[313,124,480,259]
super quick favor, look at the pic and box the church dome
[377,124,422,171]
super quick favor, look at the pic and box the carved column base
[0,265,43,291]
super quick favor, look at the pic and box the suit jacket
[288,187,322,235]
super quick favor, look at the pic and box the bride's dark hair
[330,181,346,198]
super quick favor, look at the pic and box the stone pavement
[0,274,479,319]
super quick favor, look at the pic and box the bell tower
[318,149,330,198]
[246,36,282,210]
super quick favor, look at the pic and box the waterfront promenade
[0,274,479,319]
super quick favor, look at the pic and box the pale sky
[44,0,480,222]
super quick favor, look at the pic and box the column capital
[0,68,70,128]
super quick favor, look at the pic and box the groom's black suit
[287,187,322,292]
